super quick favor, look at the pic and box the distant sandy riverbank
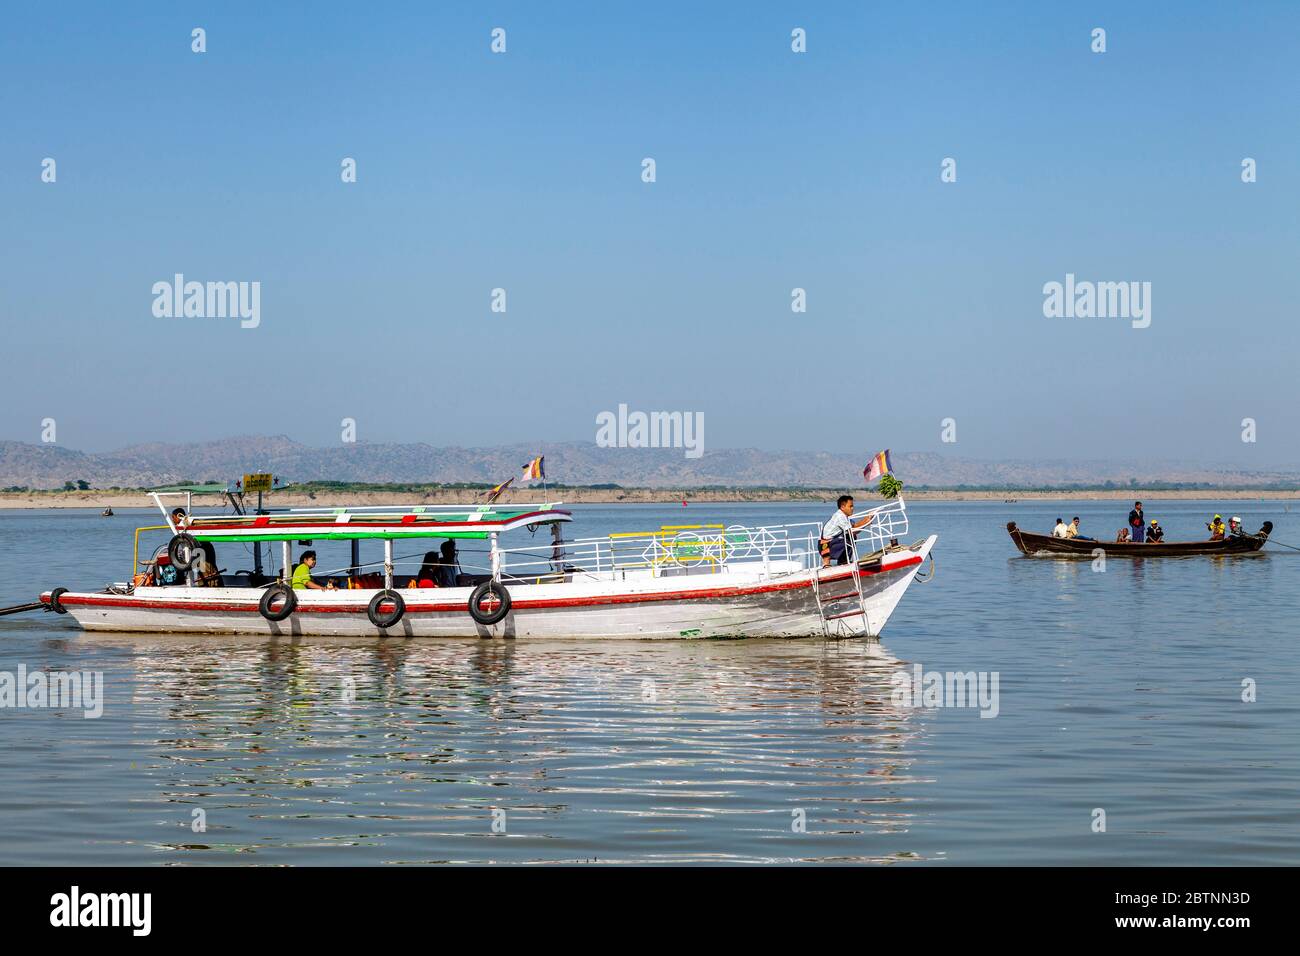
[1,488,1297,510]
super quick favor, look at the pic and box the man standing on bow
[1128,501,1145,543]
[820,495,875,568]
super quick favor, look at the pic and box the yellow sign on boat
[242,473,274,493]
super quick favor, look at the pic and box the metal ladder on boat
[810,540,872,638]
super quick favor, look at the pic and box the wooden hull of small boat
[44,536,937,639]
[1006,522,1269,557]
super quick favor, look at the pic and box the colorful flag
[484,477,514,503]
[863,449,893,483]
[521,456,545,481]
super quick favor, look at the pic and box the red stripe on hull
[46,556,922,615]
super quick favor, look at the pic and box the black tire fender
[468,581,511,626]
[168,533,200,571]
[367,589,405,628]
[48,587,69,614]
[258,584,297,622]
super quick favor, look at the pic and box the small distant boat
[101,508,114,517]
[1007,521,1272,557]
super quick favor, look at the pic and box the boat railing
[846,497,910,559]
[133,525,174,576]
[491,523,813,580]
[489,499,909,581]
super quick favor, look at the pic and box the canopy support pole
[282,541,292,584]
[253,490,264,579]
[490,532,501,582]
[383,539,394,590]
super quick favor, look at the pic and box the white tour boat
[33,490,937,639]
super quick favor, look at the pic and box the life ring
[468,581,511,626]
[258,584,297,622]
[367,589,405,629]
[47,587,69,614]
[167,533,200,571]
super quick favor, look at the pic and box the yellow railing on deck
[607,524,727,572]
[133,525,171,577]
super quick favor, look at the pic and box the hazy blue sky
[2,2,1297,464]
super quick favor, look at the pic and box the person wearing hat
[1207,514,1226,540]
[1146,518,1164,543]
[1227,516,1244,538]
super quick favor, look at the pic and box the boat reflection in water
[75,632,934,864]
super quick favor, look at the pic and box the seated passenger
[1115,528,1130,543]
[291,551,335,591]
[1206,514,1225,541]
[1147,519,1164,543]
[1227,516,1243,537]
[1052,517,1069,538]
[435,540,459,587]
[412,551,441,588]
[1068,517,1094,541]
[194,541,222,587]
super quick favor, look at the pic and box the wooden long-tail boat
[1006,521,1272,557]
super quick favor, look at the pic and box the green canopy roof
[147,483,229,494]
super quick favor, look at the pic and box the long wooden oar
[1256,535,1300,552]
[1239,527,1300,552]
[0,601,46,617]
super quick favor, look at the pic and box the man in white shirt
[820,495,876,567]
[1053,518,1069,537]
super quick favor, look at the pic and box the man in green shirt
[291,551,333,590]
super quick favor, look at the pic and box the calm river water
[1,500,1297,865]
